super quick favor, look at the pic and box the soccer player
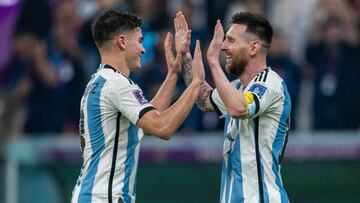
[176,12,291,203]
[71,10,204,203]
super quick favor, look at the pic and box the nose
[141,46,146,55]
[221,41,227,51]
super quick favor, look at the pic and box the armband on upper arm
[243,92,257,117]
[243,92,254,105]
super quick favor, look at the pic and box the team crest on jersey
[249,84,267,98]
[133,90,148,104]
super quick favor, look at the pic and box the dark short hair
[231,12,273,48]
[92,9,142,48]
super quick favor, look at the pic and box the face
[123,28,145,70]
[221,24,250,77]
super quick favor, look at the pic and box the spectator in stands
[305,16,360,130]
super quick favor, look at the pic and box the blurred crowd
[0,0,359,141]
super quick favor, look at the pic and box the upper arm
[209,88,227,118]
[135,109,165,138]
[243,82,276,119]
[108,82,155,124]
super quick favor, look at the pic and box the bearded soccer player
[71,9,205,203]
[177,11,291,203]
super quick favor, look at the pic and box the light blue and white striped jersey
[210,67,291,203]
[71,64,155,203]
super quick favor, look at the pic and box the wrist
[191,78,202,86]
[166,71,179,79]
[208,60,221,68]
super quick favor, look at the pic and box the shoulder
[99,69,137,89]
[252,68,284,93]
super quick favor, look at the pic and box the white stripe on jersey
[212,68,291,203]
[72,64,154,203]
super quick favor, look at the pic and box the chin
[133,63,142,70]
[225,62,233,73]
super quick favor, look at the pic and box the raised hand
[192,40,205,83]
[164,32,182,74]
[174,11,191,54]
[206,20,224,66]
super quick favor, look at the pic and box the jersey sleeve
[210,80,242,118]
[244,82,275,119]
[209,89,227,118]
[108,82,155,124]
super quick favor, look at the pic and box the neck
[239,57,267,88]
[100,51,130,76]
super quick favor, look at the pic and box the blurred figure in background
[1,0,87,135]
[305,16,360,130]
[47,0,87,133]
[0,0,54,135]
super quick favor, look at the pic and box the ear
[249,41,261,57]
[116,35,126,50]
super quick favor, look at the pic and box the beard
[225,56,248,77]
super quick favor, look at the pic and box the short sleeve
[108,82,155,124]
[210,89,227,118]
[244,82,275,119]
[210,80,242,118]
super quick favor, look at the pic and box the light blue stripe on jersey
[78,76,107,203]
[122,123,139,203]
[230,119,244,202]
[220,113,231,202]
[271,81,291,203]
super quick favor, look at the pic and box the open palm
[207,20,224,66]
[174,11,191,54]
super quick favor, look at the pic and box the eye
[226,36,235,43]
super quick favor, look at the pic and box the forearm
[150,73,178,112]
[181,52,193,87]
[159,80,201,134]
[209,63,247,116]
[181,53,214,111]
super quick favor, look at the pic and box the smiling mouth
[225,55,232,63]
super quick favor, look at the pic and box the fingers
[164,32,175,61]
[164,32,173,50]
[192,39,205,82]
[217,19,224,38]
[213,19,224,42]
[179,11,188,30]
[174,18,179,32]
[194,40,202,61]
[174,11,188,31]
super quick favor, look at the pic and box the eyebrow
[226,35,235,40]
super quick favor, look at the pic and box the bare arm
[206,20,247,118]
[174,11,214,112]
[138,81,200,139]
[150,33,181,112]
[182,53,214,112]
[137,41,205,139]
